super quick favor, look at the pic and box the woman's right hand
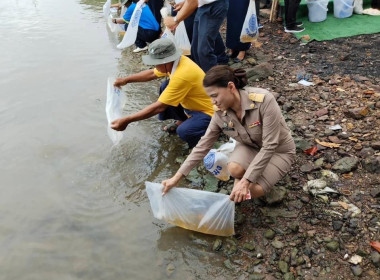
[173,2,184,11]
[162,172,183,195]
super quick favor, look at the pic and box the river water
[0,0,233,279]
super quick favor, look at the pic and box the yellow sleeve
[158,77,190,107]
[153,68,169,78]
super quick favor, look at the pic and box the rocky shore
[172,18,379,280]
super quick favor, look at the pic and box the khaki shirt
[178,87,296,183]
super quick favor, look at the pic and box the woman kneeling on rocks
[162,65,296,202]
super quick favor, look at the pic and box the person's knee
[228,162,245,179]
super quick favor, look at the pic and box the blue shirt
[123,3,160,31]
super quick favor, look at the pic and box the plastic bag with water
[174,21,191,55]
[203,139,236,181]
[240,0,259,43]
[117,0,145,49]
[146,182,235,236]
[105,77,126,145]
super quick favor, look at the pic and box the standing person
[161,65,296,202]
[170,0,197,43]
[226,0,251,63]
[111,38,214,149]
[112,0,161,52]
[145,0,165,31]
[284,0,304,33]
[164,0,229,73]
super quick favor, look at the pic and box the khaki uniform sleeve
[243,94,282,183]
[178,115,221,176]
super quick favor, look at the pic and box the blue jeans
[191,0,229,73]
[158,80,211,148]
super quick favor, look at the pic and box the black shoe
[296,21,304,27]
[284,26,305,33]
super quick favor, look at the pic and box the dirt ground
[183,16,380,280]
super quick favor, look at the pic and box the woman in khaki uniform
[162,65,296,203]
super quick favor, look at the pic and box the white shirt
[198,0,218,8]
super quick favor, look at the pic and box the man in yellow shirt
[111,38,213,148]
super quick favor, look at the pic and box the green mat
[294,13,380,41]
[277,0,380,41]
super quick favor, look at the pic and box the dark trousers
[158,80,211,148]
[125,23,160,48]
[191,0,229,73]
[135,27,160,48]
[284,0,301,28]
[147,0,164,31]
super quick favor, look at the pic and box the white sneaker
[133,46,148,53]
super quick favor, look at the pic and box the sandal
[162,121,179,134]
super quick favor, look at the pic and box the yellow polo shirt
[154,56,214,117]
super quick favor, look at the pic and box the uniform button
[250,103,255,109]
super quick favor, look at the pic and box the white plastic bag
[203,139,236,181]
[160,7,176,42]
[107,14,124,33]
[240,0,259,43]
[105,77,126,145]
[353,0,363,14]
[174,21,191,55]
[103,0,111,18]
[117,0,145,49]
[145,182,235,236]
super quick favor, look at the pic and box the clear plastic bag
[107,14,124,33]
[103,0,111,18]
[240,0,259,43]
[174,21,191,55]
[146,182,235,236]
[203,139,236,181]
[160,7,176,42]
[105,77,126,145]
[117,0,146,49]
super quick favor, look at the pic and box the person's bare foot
[236,51,246,61]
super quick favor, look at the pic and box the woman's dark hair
[203,65,248,89]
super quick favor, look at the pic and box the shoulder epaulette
[213,105,220,111]
[248,93,266,103]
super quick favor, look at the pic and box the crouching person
[111,38,214,149]
[162,65,296,202]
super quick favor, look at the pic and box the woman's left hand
[230,178,250,203]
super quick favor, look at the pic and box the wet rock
[321,170,339,181]
[265,186,286,204]
[271,240,284,249]
[349,218,359,228]
[371,251,380,267]
[264,229,276,240]
[166,263,175,277]
[314,157,324,168]
[278,260,289,273]
[213,239,223,251]
[370,187,380,198]
[300,162,314,173]
[249,272,266,280]
[245,57,258,66]
[243,242,255,251]
[223,259,234,269]
[251,216,262,227]
[350,265,363,277]
[289,222,299,233]
[283,272,295,280]
[326,241,339,252]
[246,63,274,81]
[300,196,310,203]
[315,108,329,117]
[235,213,246,225]
[362,156,380,173]
[332,220,344,231]
[203,174,219,192]
[344,107,369,119]
[282,102,294,112]
[371,141,380,150]
[358,147,375,158]
[294,138,312,151]
[332,157,359,173]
